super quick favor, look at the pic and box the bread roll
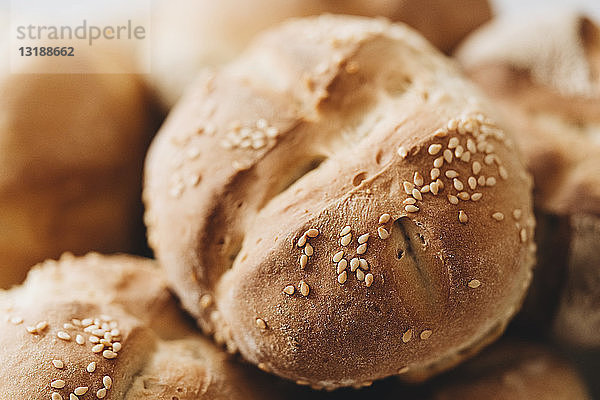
[0,48,158,289]
[455,13,600,347]
[144,15,535,388]
[149,0,491,105]
[0,253,296,399]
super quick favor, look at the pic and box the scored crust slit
[144,15,536,389]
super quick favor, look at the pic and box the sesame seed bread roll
[455,13,600,347]
[144,15,535,389]
[0,47,159,289]
[149,0,491,106]
[0,253,291,399]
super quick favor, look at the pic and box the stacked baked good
[148,0,491,105]
[144,15,536,389]
[0,47,158,288]
[456,13,600,347]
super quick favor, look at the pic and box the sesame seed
[445,170,458,179]
[92,329,105,337]
[57,331,71,341]
[428,144,442,155]
[520,228,527,243]
[92,344,104,353]
[398,367,410,374]
[433,157,444,168]
[447,119,458,131]
[299,254,308,269]
[365,273,374,287]
[434,129,448,138]
[51,380,66,389]
[405,205,419,213]
[378,227,390,240]
[52,360,64,369]
[52,393,63,400]
[468,176,477,190]
[102,350,117,359]
[403,197,416,205]
[304,243,314,256]
[333,251,344,263]
[421,185,430,193]
[443,149,453,163]
[96,388,107,399]
[359,259,369,270]
[484,154,495,165]
[358,233,370,244]
[349,258,359,272]
[112,342,122,352]
[255,318,267,330]
[430,168,441,180]
[305,228,319,238]
[472,161,482,175]
[513,209,522,220]
[499,166,508,180]
[297,235,307,247]
[86,362,96,373]
[356,243,368,254]
[397,146,408,159]
[299,281,310,297]
[430,181,439,195]
[448,137,459,149]
[340,226,351,236]
[74,387,88,396]
[492,212,504,221]
[10,317,23,325]
[356,269,365,281]
[340,233,352,246]
[89,336,100,343]
[26,326,36,333]
[378,213,391,224]
[420,330,432,340]
[458,210,468,224]
[283,285,295,295]
[75,335,85,345]
[458,192,470,200]
[402,329,412,343]
[337,271,348,284]
[467,139,477,154]
[460,151,471,163]
[468,279,481,288]
[453,179,464,191]
[486,177,496,186]
[82,318,93,327]
[411,188,423,201]
[337,259,348,273]
[403,181,414,194]
[471,192,483,201]
[454,145,464,158]
[63,323,74,330]
[478,176,486,186]
[200,294,213,309]
[447,194,459,205]
[413,172,424,187]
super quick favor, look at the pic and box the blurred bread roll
[456,13,600,347]
[149,0,491,106]
[0,253,293,399]
[0,47,158,288]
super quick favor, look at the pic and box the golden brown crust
[0,48,158,289]
[0,253,291,400]
[148,0,491,105]
[145,15,535,388]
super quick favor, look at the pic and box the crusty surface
[423,340,591,400]
[145,15,535,388]
[455,13,600,347]
[149,0,491,105]
[0,253,289,400]
[0,47,158,289]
